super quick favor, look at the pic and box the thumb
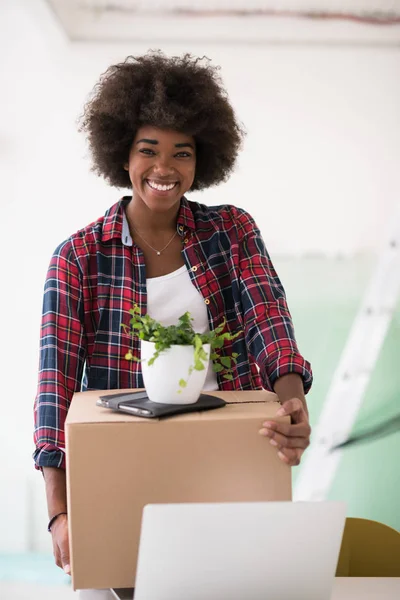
[276,397,303,417]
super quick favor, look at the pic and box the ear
[123,163,129,171]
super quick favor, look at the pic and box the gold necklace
[132,226,178,256]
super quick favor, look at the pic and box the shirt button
[178,225,184,232]
[191,266,198,272]
[204,298,210,305]
[184,238,189,244]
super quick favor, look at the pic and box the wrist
[48,511,67,533]
[274,373,307,407]
[43,467,68,520]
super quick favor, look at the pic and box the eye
[175,152,192,158]
[139,148,156,155]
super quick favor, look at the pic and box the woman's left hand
[259,397,311,466]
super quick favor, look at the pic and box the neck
[125,196,180,234]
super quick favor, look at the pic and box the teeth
[147,180,176,191]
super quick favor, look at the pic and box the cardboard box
[65,389,291,590]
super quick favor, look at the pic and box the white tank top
[145,265,219,391]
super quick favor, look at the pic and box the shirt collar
[176,196,196,232]
[102,196,196,245]
[101,196,130,243]
[121,209,133,246]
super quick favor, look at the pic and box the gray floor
[0,582,77,599]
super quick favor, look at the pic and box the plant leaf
[220,356,231,368]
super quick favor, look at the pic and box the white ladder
[294,208,400,501]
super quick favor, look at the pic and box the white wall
[1,0,399,552]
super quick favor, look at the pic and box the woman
[33,51,313,597]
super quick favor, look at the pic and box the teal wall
[275,256,400,531]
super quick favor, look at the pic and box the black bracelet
[48,511,67,533]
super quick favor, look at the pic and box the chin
[149,199,181,212]
[143,191,182,209]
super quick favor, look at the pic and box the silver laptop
[133,501,346,600]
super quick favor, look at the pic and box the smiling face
[125,126,196,214]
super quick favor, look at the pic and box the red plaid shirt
[33,196,312,469]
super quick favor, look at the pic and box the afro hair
[79,51,245,191]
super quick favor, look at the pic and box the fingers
[258,423,307,465]
[60,548,71,575]
[261,420,311,439]
[52,538,62,570]
[260,427,310,449]
[259,397,311,467]
[51,516,71,575]
[277,448,304,467]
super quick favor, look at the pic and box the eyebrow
[136,138,194,149]
[175,142,194,149]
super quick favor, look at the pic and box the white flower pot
[141,340,211,405]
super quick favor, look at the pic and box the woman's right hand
[50,514,71,575]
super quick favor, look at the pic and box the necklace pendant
[157,251,161,256]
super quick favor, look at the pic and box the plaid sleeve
[235,208,313,394]
[33,241,87,470]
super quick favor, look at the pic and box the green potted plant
[122,305,241,404]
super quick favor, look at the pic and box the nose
[152,155,175,176]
